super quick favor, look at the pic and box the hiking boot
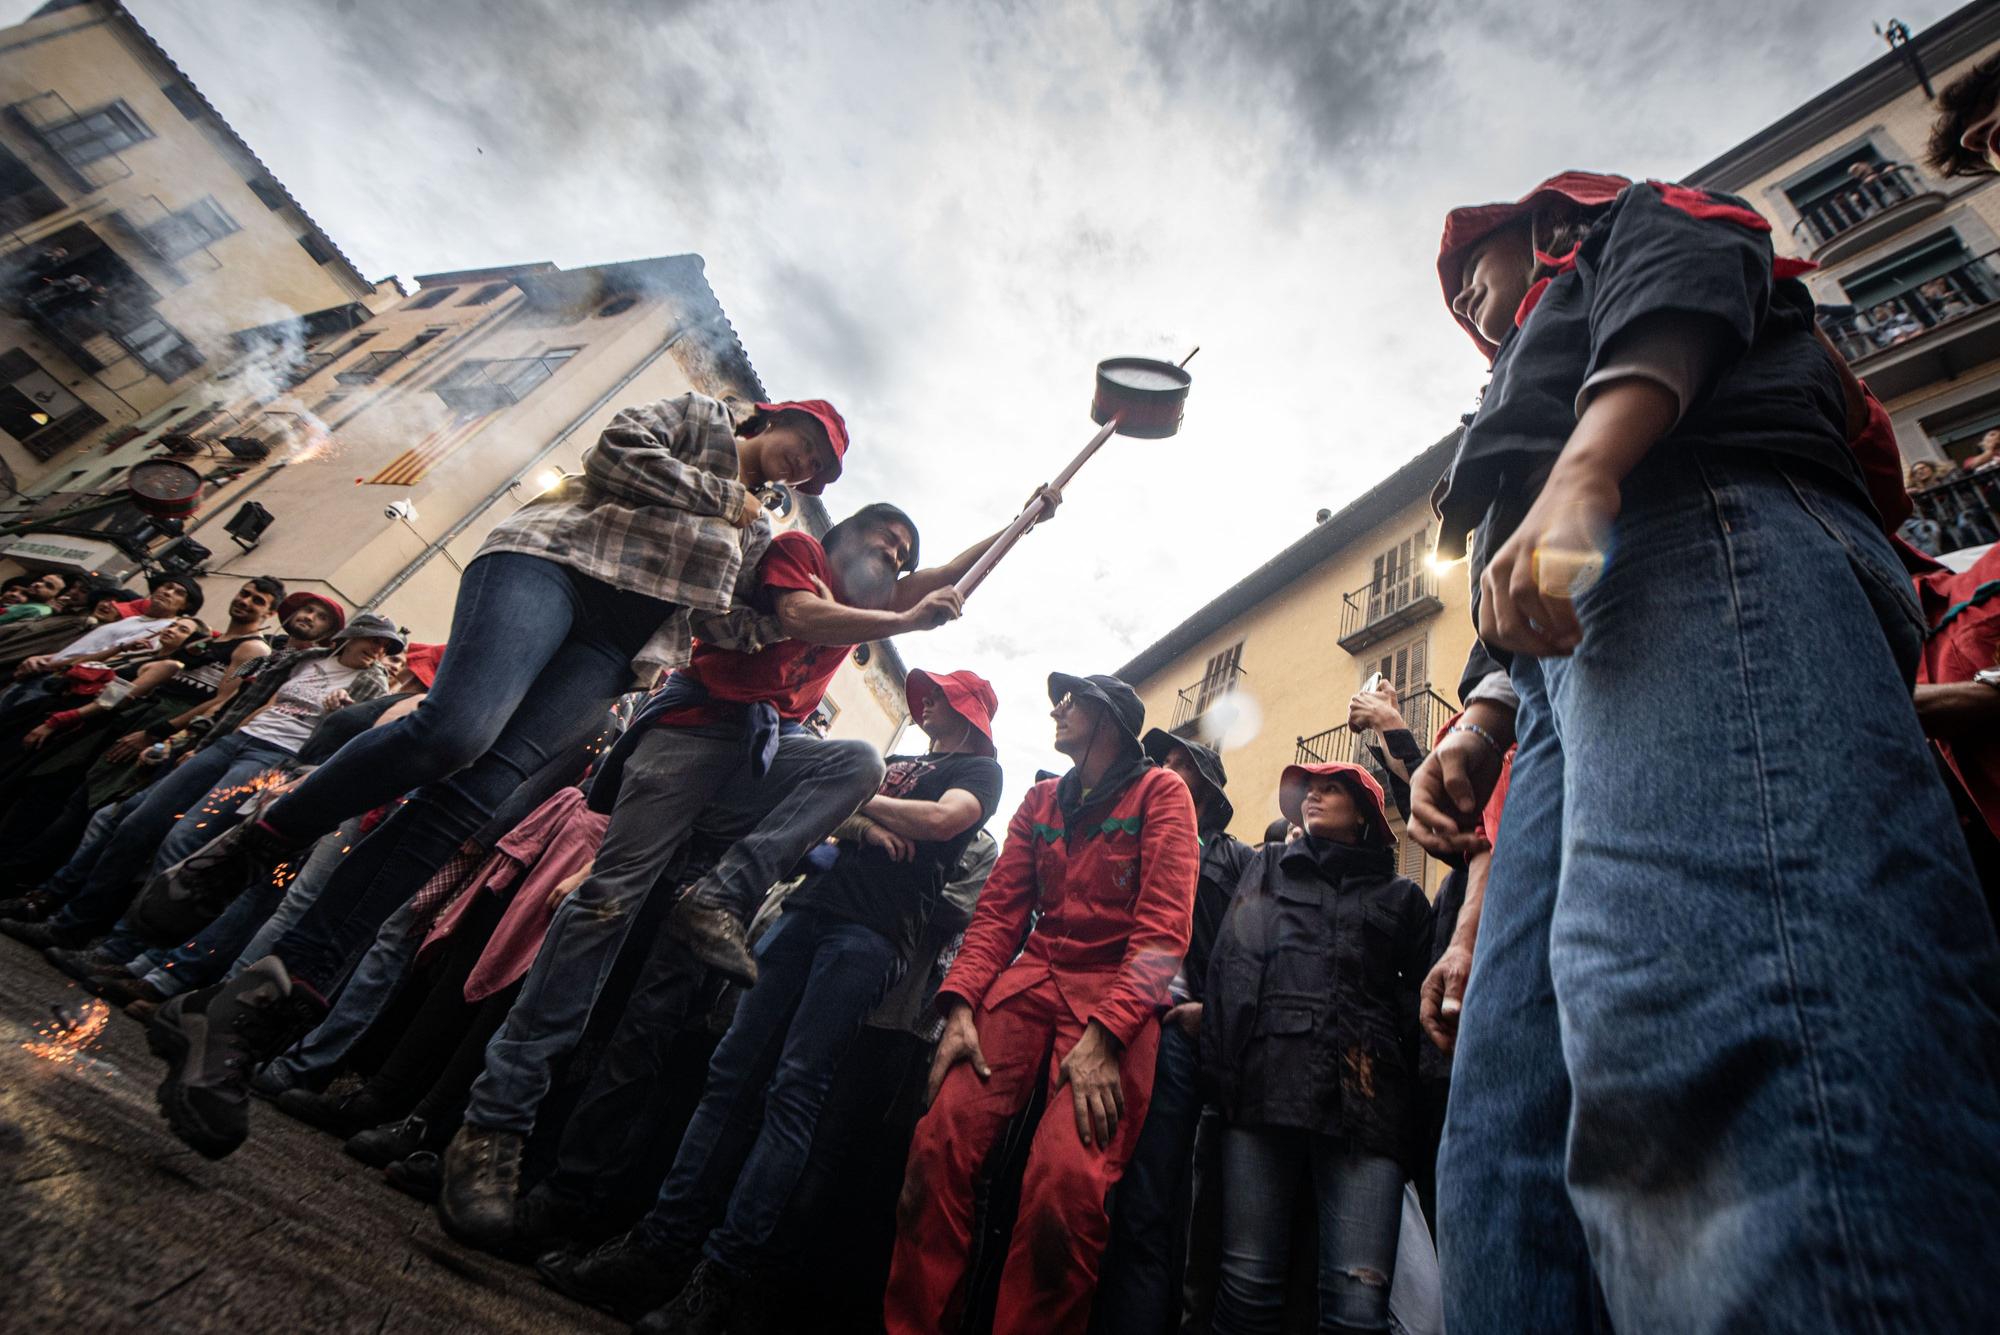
[383,1150,442,1202]
[147,956,326,1160]
[129,819,299,947]
[0,889,58,922]
[436,1124,525,1252]
[42,944,133,987]
[345,1114,445,1168]
[634,1258,745,1335]
[536,1231,693,1322]
[123,997,160,1025]
[275,1083,396,1138]
[516,1181,616,1252]
[1,917,91,949]
[665,899,758,987]
[97,974,169,1008]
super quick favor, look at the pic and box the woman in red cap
[541,668,1004,1332]
[1201,762,1429,1335]
[1416,172,2000,1332]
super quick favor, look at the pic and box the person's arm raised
[889,485,1063,610]
[772,583,962,647]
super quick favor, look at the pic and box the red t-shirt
[658,530,853,726]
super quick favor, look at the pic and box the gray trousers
[462,723,884,1135]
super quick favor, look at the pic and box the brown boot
[665,898,758,986]
[437,1123,525,1252]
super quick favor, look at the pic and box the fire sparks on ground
[23,997,110,1068]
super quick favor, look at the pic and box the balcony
[1168,661,1246,736]
[335,349,408,384]
[1295,681,1456,792]
[288,352,335,386]
[1790,164,1945,264]
[432,353,573,412]
[1337,566,1442,654]
[1818,247,2000,401]
[1906,468,2000,556]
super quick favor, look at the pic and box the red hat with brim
[277,590,347,634]
[907,668,998,756]
[403,642,444,688]
[757,399,848,495]
[1436,171,1632,360]
[1279,762,1395,849]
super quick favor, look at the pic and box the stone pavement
[0,935,620,1334]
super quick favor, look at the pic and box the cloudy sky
[24,0,1963,800]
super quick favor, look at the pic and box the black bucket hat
[1048,672,1145,750]
[1142,728,1234,827]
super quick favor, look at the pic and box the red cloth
[419,786,608,1001]
[113,598,149,619]
[403,642,445,687]
[756,399,848,494]
[658,530,851,726]
[1914,545,2000,842]
[1847,388,1916,533]
[906,667,999,755]
[885,984,1161,1335]
[938,767,1199,1051]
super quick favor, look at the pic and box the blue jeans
[263,895,429,1091]
[1097,1020,1206,1334]
[637,909,898,1273]
[267,552,671,993]
[53,733,295,937]
[1437,449,2000,1333]
[1212,1127,1404,1335]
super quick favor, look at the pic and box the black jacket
[1182,829,1254,1003]
[1202,836,1431,1166]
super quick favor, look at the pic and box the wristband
[1447,721,1506,756]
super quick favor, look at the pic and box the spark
[23,998,109,1067]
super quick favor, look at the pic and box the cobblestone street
[0,936,618,1334]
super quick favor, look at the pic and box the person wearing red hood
[141,393,851,1160]
[1199,763,1429,1335]
[884,672,1198,1335]
[1413,171,2000,1332]
[540,670,1005,1331]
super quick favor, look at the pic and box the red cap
[277,590,348,634]
[1436,171,1632,360]
[906,668,998,756]
[756,399,848,494]
[1278,762,1395,848]
[403,642,445,688]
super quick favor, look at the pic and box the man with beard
[149,496,1049,1167]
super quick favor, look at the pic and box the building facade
[0,0,384,495]
[1690,0,2000,553]
[1118,435,1472,892]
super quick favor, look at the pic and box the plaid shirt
[476,392,773,676]
[198,646,389,750]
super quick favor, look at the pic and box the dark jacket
[1180,828,1254,1004]
[1202,836,1431,1166]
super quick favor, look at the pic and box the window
[296,232,336,265]
[432,348,578,411]
[0,346,94,460]
[39,100,152,168]
[462,282,510,306]
[0,143,62,231]
[596,295,638,318]
[1361,634,1428,698]
[245,178,285,211]
[142,196,239,260]
[1195,641,1243,715]
[117,316,204,381]
[331,331,378,357]
[408,286,457,309]
[1367,525,1432,623]
[405,327,448,353]
[160,83,204,121]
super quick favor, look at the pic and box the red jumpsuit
[884,765,1199,1334]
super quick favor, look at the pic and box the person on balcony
[1420,169,1999,1331]
[1959,428,2000,474]
[1918,277,1974,323]
[1867,302,1924,347]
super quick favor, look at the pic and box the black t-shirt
[789,751,1004,957]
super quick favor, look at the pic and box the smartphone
[1363,671,1385,693]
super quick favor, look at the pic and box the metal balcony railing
[335,349,408,384]
[288,352,335,386]
[1790,164,1928,252]
[432,353,572,412]
[1905,468,2000,556]
[1819,247,2000,363]
[1168,661,1246,734]
[1295,682,1457,791]
[1337,565,1442,652]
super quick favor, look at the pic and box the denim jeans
[1096,1020,1206,1335]
[53,733,294,937]
[40,798,128,905]
[228,819,364,978]
[262,895,429,1091]
[637,909,899,1273]
[463,724,883,1135]
[1437,449,2000,1333]
[268,552,672,993]
[1212,1127,1404,1335]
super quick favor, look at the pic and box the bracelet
[1447,721,1506,756]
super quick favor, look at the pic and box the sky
[22,0,1964,809]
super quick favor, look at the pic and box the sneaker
[436,1124,526,1252]
[42,944,132,987]
[345,1114,445,1169]
[0,889,58,922]
[665,899,758,987]
[146,957,326,1160]
[634,1258,744,1335]
[382,1150,443,1202]
[97,974,169,1008]
[128,819,298,947]
[1,917,91,949]
[536,1231,694,1322]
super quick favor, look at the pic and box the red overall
[884,766,1199,1334]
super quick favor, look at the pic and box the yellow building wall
[1130,492,1476,893]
